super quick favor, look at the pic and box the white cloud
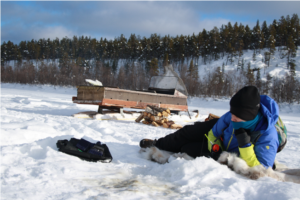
[32,26,76,41]
[2,1,300,43]
[1,23,76,43]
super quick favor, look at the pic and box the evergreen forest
[1,14,300,103]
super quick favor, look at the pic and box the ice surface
[1,83,300,199]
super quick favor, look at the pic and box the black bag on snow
[56,138,112,163]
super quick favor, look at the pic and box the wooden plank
[104,89,187,105]
[77,86,104,101]
[102,98,138,107]
[73,86,188,111]
[101,98,188,111]
[73,98,188,111]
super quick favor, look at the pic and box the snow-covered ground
[196,47,300,82]
[1,83,300,200]
[4,47,300,83]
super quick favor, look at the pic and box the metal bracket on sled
[98,106,125,118]
[119,108,125,118]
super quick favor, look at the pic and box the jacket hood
[260,95,279,130]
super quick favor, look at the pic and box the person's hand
[234,128,251,147]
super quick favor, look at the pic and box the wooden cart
[72,86,188,115]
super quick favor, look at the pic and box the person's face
[231,114,246,122]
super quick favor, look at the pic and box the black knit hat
[230,86,260,121]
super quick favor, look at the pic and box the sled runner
[56,138,113,163]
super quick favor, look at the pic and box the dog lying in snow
[218,151,300,183]
[139,146,300,184]
[139,146,194,164]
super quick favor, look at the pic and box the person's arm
[239,145,261,167]
[207,112,231,152]
[251,130,278,168]
[234,128,260,167]
[235,128,277,168]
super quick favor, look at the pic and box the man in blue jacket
[140,86,285,169]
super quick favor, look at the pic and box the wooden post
[135,113,144,122]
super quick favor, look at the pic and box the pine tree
[260,21,268,46]
[246,62,255,85]
[267,35,276,55]
[124,62,130,75]
[291,14,300,46]
[278,16,288,46]
[237,49,244,72]
[210,27,221,61]
[222,62,225,74]
[187,60,199,80]
[260,32,265,51]
[238,39,244,66]
[211,66,224,96]
[148,58,159,77]
[201,29,209,64]
[227,43,235,64]
[59,52,72,77]
[264,52,271,67]
[284,71,296,103]
[252,51,256,61]
[111,59,118,74]
[256,67,261,81]
[241,58,244,71]
[0,65,6,82]
[289,61,296,77]
[286,35,297,69]
[117,66,126,89]
[263,73,272,95]
[243,25,252,49]
[252,20,261,52]
[76,57,83,67]
[163,53,169,67]
[268,25,276,55]
[256,68,262,91]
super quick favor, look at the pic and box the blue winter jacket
[211,95,279,168]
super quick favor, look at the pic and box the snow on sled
[72,65,199,122]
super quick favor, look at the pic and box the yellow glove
[207,129,224,152]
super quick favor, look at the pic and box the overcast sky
[1,1,300,44]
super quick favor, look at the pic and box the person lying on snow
[140,86,287,169]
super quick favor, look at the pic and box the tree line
[2,14,299,66]
[1,14,300,103]
[1,55,299,104]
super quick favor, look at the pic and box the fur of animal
[139,146,300,184]
[139,146,194,164]
[217,151,300,184]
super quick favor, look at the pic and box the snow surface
[1,83,300,200]
[195,47,300,82]
[4,47,300,83]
